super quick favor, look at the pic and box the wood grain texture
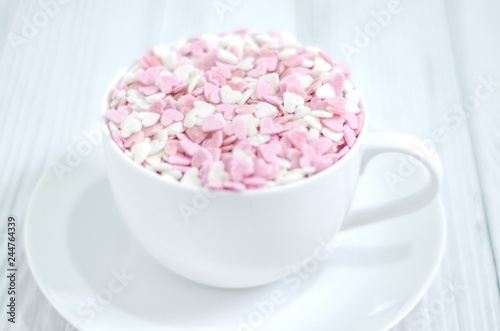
[1,0,499,330]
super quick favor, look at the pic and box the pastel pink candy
[191,148,213,168]
[164,140,180,155]
[140,86,160,96]
[180,138,201,156]
[202,115,224,132]
[124,131,144,148]
[149,99,166,114]
[260,117,283,134]
[254,158,278,179]
[230,158,254,181]
[322,116,345,132]
[258,142,281,163]
[161,109,184,126]
[342,113,358,130]
[204,130,223,148]
[186,126,208,144]
[111,131,125,151]
[159,75,180,94]
[169,154,191,166]
[309,137,333,155]
[236,105,255,115]
[143,123,163,137]
[225,120,247,140]
[137,69,155,85]
[286,130,309,149]
[255,56,278,71]
[344,125,356,147]
[107,106,131,124]
[256,81,276,100]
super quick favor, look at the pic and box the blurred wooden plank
[445,0,500,283]
[1,0,499,330]
[295,0,500,330]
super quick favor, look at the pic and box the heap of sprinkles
[106,30,365,190]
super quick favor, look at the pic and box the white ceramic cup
[101,69,442,288]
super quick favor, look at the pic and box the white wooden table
[1,0,499,330]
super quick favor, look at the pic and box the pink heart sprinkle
[191,148,213,169]
[309,97,328,111]
[254,158,278,179]
[164,140,180,155]
[158,75,180,94]
[149,99,167,114]
[111,131,125,151]
[286,82,307,99]
[140,86,160,96]
[309,137,333,156]
[137,70,155,85]
[143,123,163,137]
[247,63,267,78]
[202,115,224,132]
[236,105,256,115]
[217,104,236,121]
[258,143,281,163]
[203,130,223,148]
[325,97,347,111]
[286,130,309,149]
[260,117,283,134]
[204,83,219,100]
[161,109,184,126]
[263,95,283,106]
[342,113,358,130]
[230,158,254,181]
[124,131,144,148]
[255,56,278,71]
[227,80,248,92]
[228,120,247,140]
[186,126,208,144]
[322,116,345,132]
[180,138,201,156]
[256,81,276,100]
[169,154,192,166]
[314,156,333,172]
[107,106,131,124]
[325,74,345,97]
[344,125,356,147]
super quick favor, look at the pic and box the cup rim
[101,64,368,196]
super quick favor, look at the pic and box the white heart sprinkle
[315,84,336,99]
[321,128,344,141]
[184,108,199,128]
[174,65,194,82]
[310,110,333,118]
[258,73,280,91]
[255,102,278,118]
[138,112,160,127]
[131,141,151,164]
[304,115,323,130]
[218,49,239,64]
[181,168,203,186]
[194,101,216,118]
[283,92,304,113]
[346,90,361,105]
[145,93,166,103]
[220,85,243,104]
[121,118,142,138]
[166,122,184,136]
[345,100,360,113]
[237,57,255,71]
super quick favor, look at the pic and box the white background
[1,0,500,330]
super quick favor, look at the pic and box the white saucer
[25,146,445,331]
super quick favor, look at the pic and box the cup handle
[341,132,443,230]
